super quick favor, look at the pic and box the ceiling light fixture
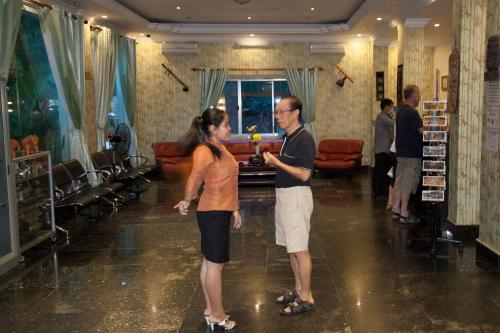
[140,33,145,36]
[249,34,255,37]
[377,17,382,21]
[101,15,108,19]
[357,34,362,37]
[434,23,440,27]
[248,16,252,20]
[176,6,181,10]
[310,7,315,11]
[8,109,14,113]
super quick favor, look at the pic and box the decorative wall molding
[153,34,371,43]
[148,23,350,34]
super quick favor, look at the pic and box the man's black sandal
[279,298,315,316]
[276,289,299,305]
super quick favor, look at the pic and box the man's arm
[264,153,311,182]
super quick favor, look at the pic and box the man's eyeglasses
[274,109,295,116]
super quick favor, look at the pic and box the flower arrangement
[246,125,263,155]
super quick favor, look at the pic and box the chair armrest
[315,153,329,161]
[123,154,149,167]
[53,186,65,202]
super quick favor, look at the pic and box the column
[448,0,488,226]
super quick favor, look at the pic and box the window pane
[7,12,64,164]
[273,80,291,134]
[241,81,272,134]
[220,81,238,134]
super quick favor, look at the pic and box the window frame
[223,78,289,137]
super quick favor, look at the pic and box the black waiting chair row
[49,149,154,223]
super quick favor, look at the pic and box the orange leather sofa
[314,140,364,172]
[152,140,283,178]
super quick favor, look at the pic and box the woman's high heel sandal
[204,313,230,326]
[208,318,236,331]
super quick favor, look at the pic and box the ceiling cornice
[152,34,371,44]
[90,0,149,27]
[148,23,350,34]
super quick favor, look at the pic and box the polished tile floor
[1,173,499,332]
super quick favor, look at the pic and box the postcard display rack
[419,101,462,255]
[12,151,59,254]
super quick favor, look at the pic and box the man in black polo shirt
[263,96,316,316]
[393,85,423,224]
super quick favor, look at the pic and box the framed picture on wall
[376,71,384,101]
[441,75,449,91]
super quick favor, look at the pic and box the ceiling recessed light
[434,23,440,27]
[377,17,382,21]
[357,34,362,37]
[176,6,181,10]
[101,15,108,19]
[248,16,252,20]
[8,101,13,105]
[8,109,14,113]
[310,7,315,11]
[249,34,255,37]
[140,33,145,36]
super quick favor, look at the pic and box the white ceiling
[47,0,453,45]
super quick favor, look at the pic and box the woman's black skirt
[197,211,232,263]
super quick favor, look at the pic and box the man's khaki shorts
[275,186,314,253]
[395,157,422,194]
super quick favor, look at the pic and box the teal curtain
[199,68,228,112]
[116,36,138,155]
[37,7,94,178]
[0,0,22,80]
[285,68,318,143]
[91,27,119,151]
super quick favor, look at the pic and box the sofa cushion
[317,140,364,155]
[315,153,329,161]
[344,153,363,162]
[314,159,358,170]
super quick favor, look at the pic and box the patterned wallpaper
[479,0,500,252]
[135,41,375,164]
[387,46,398,103]
[448,0,488,226]
[402,25,426,112]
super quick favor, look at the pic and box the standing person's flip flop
[276,289,299,305]
[280,298,315,316]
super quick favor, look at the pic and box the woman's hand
[174,200,190,215]
[232,210,242,229]
[263,151,280,167]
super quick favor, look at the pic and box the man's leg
[289,253,302,293]
[294,251,314,303]
[400,192,411,217]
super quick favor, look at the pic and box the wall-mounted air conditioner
[161,42,198,54]
[309,43,345,55]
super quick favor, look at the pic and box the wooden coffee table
[238,163,277,186]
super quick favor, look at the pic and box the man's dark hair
[380,98,394,110]
[281,95,303,122]
[403,85,419,100]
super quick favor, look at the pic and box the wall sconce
[335,64,354,87]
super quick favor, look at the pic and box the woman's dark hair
[178,107,227,159]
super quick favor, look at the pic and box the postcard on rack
[423,145,447,157]
[423,116,448,127]
[423,101,448,111]
[422,160,446,173]
[423,131,448,142]
[423,176,446,188]
[422,190,445,202]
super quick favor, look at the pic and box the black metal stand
[409,202,463,258]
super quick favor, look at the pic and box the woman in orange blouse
[174,107,240,331]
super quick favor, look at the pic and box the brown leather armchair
[314,140,364,173]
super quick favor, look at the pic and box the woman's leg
[200,257,212,316]
[205,260,226,321]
